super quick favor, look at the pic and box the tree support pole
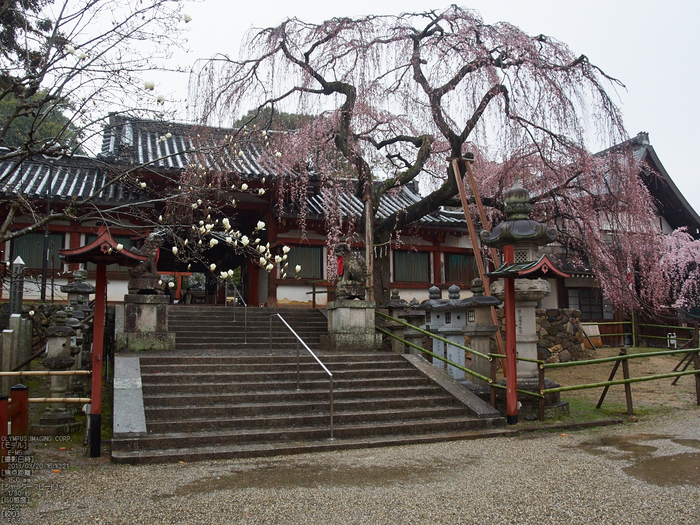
[451,159,505,361]
[90,263,107,458]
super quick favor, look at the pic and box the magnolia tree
[0,0,189,245]
[0,0,299,292]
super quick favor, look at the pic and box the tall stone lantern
[480,183,569,423]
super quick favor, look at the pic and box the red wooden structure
[60,225,146,457]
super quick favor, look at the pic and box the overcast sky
[165,0,700,211]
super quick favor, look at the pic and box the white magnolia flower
[171,247,178,255]
[238,150,244,158]
[222,217,230,227]
[254,238,260,245]
[258,245,266,253]
[187,264,191,270]
[241,183,248,191]
[158,280,163,285]
[66,45,75,55]
[275,151,282,158]
[259,257,266,266]
[210,239,219,248]
[184,239,188,246]
[295,265,301,273]
[183,14,192,23]
[220,271,228,279]
[158,215,163,222]
[227,269,234,277]
[256,221,265,230]
[140,182,147,188]
[225,236,232,244]
[192,203,198,209]
[265,263,274,271]
[198,240,202,246]
[283,254,288,261]
[282,246,290,254]
[156,94,165,104]
[199,220,204,226]
[231,199,236,206]
[166,132,172,139]
[261,130,267,137]
[210,263,217,271]
[197,199,202,205]
[168,282,175,289]
[274,255,282,263]
[144,80,155,90]
[241,236,249,246]
[29,310,35,316]
[116,243,124,252]
[261,177,266,183]
[258,188,265,195]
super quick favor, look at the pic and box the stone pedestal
[398,308,426,357]
[116,294,175,352]
[491,278,566,416]
[492,278,550,380]
[323,300,379,351]
[464,325,497,387]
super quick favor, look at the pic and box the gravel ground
[6,407,700,524]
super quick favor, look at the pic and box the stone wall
[493,308,590,363]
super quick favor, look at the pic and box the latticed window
[11,232,63,269]
[568,288,614,320]
[394,251,430,282]
[444,253,478,284]
[287,246,323,279]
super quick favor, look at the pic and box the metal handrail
[225,281,248,343]
[269,313,334,439]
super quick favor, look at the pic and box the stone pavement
[10,407,700,524]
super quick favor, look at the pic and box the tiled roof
[0,152,141,204]
[306,186,466,226]
[99,114,291,178]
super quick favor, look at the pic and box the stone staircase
[111,307,506,464]
[166,305,328,351]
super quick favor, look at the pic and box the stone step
[138,354,406,366]
[111,428,515,464]
[141,376,434,394]
[145,406,473,433]
[141,385,446,405]
[112,416,492,452]
[143,394,455,419]
[140,367,422,384]
[139,361,406,374]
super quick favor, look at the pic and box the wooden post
[620,348,634,415]
[490,358,497,409]
[9,384,29,440]
[0,393,8,476]
[538,363,545,422]
[596,351,623,409]
[694,351,700,406]
[503,245,518,424]
[90,263,107,458]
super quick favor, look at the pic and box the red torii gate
[60,225,147,457]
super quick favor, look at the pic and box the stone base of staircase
[112,352,505,464]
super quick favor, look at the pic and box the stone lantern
[37,309,81,434]
[463,278,500,387]
[480,182,569,423]
[417,286,449,371]
[417,285,473,383]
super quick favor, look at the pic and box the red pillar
[90,263,107,457]
[503,245,518,424]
